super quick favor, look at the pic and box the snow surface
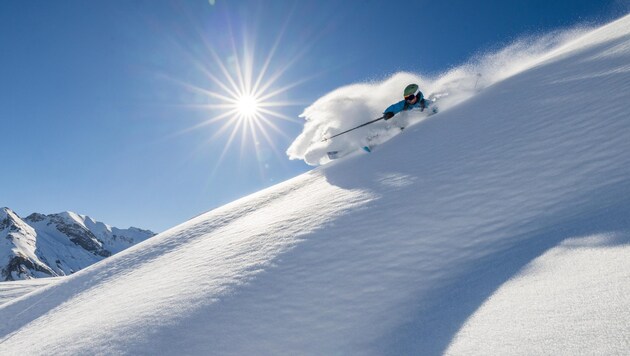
[446,234,630,355]
[1,14,630,355]
[0,278,61,306]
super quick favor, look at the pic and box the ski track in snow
[1,14,630,356]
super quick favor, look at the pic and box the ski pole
[321,115,385,142]
[474,73,482,90]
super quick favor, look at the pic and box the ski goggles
[404,94,416,102]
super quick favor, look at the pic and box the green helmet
[403,84,419,98]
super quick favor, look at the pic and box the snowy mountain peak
[0,209,52,281]
[1,207,16,224]
[0,207,14,230]
[0,207,31,234]
[1,209,156,281]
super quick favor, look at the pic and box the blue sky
[1,0,627,232]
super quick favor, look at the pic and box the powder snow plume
[286,27,589,166]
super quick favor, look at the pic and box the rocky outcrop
[46,214,111,257]
[2,254,56,281]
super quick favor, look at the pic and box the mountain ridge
[0,207,155,281]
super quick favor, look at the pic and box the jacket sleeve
[383,100,406,115]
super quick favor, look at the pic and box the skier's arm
[383,100,406,120]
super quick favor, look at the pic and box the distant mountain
[0,207,155,281]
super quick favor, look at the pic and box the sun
[236,94,260,119]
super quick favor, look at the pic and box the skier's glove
[384,112,395,120]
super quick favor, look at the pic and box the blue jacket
[383,91,427,116]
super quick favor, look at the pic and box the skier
[383,83,437,121]
[325,83,438,159]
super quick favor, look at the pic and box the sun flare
[167,18,317,181]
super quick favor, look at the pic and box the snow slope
[446,234,630,355]
[1,14,630,355]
